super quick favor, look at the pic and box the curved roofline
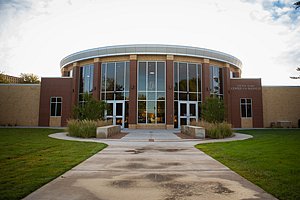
[60,44,242,70]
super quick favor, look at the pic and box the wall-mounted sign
[231,84,261,91]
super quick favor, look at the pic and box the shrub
[67,119,97,138]
[202,96,224,123]
[72,93,106,120]
[191,120,233,139]
[67,119,113,138]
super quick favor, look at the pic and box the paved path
[24,130,276,200]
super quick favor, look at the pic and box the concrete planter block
[181,125,205,139]
[96,125,121,139]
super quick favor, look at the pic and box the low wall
[181,125,205,139]
[0,84,40,126]
[96,125,121,138]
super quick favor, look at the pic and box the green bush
[202,96,224,123]
[67,119,97,138]
[205,122,233,139]
[191,121,233,139]
[67,119,113,138]
[72,93,106,120]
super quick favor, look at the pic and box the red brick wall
[166,60,174,125]
[230,79,263,128]
[128,60,137,124]
[93,62,101,100]
[202,63,210,102]
[39,78,73,126]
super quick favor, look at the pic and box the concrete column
[128,55,137,128]
[202,59,210,102]
[166,55,174,129]
[93,58,101,100]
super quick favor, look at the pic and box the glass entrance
[178,101,198,128]
[106,101,125,128]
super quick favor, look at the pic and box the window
[79,64,94,105]
[101,61,130,101]
[138,61,165,124]
[173,62,202,128]
[210,66,223,98]
[50,97,62,116]
[240,98,252,118]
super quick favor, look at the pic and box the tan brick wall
[241,118,253,128]
[262,86,300,128]
[0,84,40,126]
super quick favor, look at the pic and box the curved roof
[60,44,242,69]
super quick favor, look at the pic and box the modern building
[1,44,299,128]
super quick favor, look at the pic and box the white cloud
[0,0,299,85]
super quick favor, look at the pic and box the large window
[174,62,202,128]
[240,98,252,118]
[79,64,94,104]
[138,61,165,124]
[101,62,130,101]
[210,66,223,98]
[50,97,62,116]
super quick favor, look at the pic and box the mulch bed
[106,132,128,139]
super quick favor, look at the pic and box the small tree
[202,96,224,123]
[290,67,300,79]
[0,72,9,83]
[72,93,106,120]
[20,73,40,83]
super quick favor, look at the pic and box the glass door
[178,101,198,128]
[106,101,125,128]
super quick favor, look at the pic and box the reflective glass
[116,103,123,116]
[198,64,202,92]
[107,103,113,116]
[116,62,125,91]
[115,92,124,100]
[138,62,146,91]
[138,101,146,123]
[106,92,114,100]
[148,62,156,91]
[125,62,130,91]
[101,63,106,91]
[89,65,94,93]
[56,103,62,116]
[106,63,115,91]
[157,92,165,101]
[157,62,165,91]
[189,93,197,101]
[180,103,187,116]
[179,63,187,91]
[50,103,56,116]
[174,62,178,91]
[147,101,156,123]
[188,64,197,92]
[138,92,146,100]
[246,104,252,117]
[157,101,165,123]
[147,92,155,100]
[190,103,196,116]
[179,92,187,100]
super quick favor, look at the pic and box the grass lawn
[0,128,107,200]
[195,129,300,200]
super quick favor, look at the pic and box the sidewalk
[24,130,276,200]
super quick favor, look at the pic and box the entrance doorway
[178,101,198,128]
[106,101,125,129]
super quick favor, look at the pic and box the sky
[0,0,299,86]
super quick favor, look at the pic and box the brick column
[71,63,80,106]
[93,58,101,100]
[128,55,137,128]
[166,55,174,129]
[223,65,231,123]
[202,59,210,102]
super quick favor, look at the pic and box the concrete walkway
[24,129,276,200]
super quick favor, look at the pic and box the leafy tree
[72,93,106,120]
[20,73,40,83]
[202,96,225,123]
[294,1,300,9]
[0,72,9,83]
[290,67,300,79]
